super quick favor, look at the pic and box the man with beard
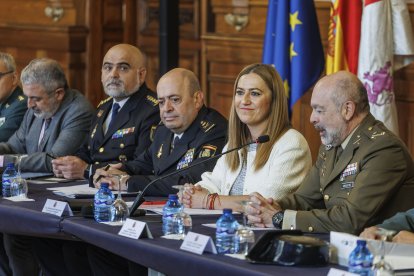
[51,44,159,180]
[0,58,94,276]
[0,58,94,172]
[247,71,414,235]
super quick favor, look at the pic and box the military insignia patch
[18,95,25,101]
[91,124,98,138]
[146,95,159,106]
[198,145,217,158]
[157,144,163,158]
[339,162,358,181]
[150,125,157,142]
[177,148,195,170]
[200,120,215,133]
[97,109,104,118]
[112,127,135,139]
[97,97,112,108]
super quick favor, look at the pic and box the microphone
[128,134,270,217]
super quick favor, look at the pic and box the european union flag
[263,0,324,116]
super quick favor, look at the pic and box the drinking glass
[110,174,129,223]
[234,200,255,255]
[10,156,28,198]
[371,228,395,276]
[172,185,192,238]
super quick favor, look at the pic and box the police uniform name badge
[177,148,195,170]
[112,127,135,139]
[339,162,358,181]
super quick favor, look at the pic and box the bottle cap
[101,183,109,188]
[168,194,178,200]
[356,240,367,246]
[223,208,232,214]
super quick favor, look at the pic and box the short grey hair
[330,77,370,115]
[20,58,68,95]
[0,52,16,72]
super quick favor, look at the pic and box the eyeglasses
[0,71,14,80]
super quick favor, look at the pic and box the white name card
[327,268,358,276]
[180,231,217,255]
[118,218,153,239]
[42,199,73,217]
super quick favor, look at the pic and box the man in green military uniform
[0,52,27,142]
[247,71,414,234]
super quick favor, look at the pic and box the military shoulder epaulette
[18,95,25,101]
[200,120,215,133]
[97,97,112,108]
[366,125,387,140]
[146,95,159,106]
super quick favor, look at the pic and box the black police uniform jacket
[0,87,27,142]
[77,83,160,170]
[124,106,227,196]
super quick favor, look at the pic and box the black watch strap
[272,211,284,229]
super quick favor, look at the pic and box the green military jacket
[0,87,27,142]
[278,114,414,234]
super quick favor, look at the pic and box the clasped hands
[92,163,130,191]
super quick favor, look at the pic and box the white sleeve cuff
[282,209,297,230]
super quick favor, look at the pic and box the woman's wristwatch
[272,211,284,229]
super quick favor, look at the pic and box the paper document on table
[330,231,414,270]
[48,184,98,198]
[140,205,224,215]
[202,223,268,231]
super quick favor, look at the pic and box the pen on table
[95,164,111,183]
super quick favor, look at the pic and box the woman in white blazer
[182,63,311,212]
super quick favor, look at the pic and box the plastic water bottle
[216,208,239,254]
[348,240,374,276]
[162,194,182,235]
[94,183,115,222]
[2,163,17,197]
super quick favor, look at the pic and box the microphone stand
[128,135,269,217]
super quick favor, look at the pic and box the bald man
[52,44,160,180]
[247,71,414,234]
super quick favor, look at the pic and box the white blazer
[197,129,312,200]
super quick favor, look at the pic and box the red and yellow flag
[326,0,362,75]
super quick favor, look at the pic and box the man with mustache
[0,58,94,276]
[247,71,414,235]
[51,44,160,180]
[0,58,94,173]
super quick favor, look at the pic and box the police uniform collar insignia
[200,120,215,133]
[199,145,217,158]
[97,97,112,108]
[18,95,25,101]
[325,144,333,151]
[150,125,157,142]
[97,109,104,118]
[91,124,98,138]
[146,95,159,106]
[112,127,135,139]
[157,144,163,158]
[177,148,195,170]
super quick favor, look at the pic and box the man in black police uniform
[0,52,27,143]
[94,67,228,194]
[52,43,160,180]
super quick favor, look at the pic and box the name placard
[180,232,217,255]
[42,199,73,217]
[327,268,358,276]
[118,218,153,239]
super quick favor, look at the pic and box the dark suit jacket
[77,83,160,170]
[124,106,227,196]
[0,89,94,172]
[378,208,414,232]
[0,87,27,142]
[278,114,414,234]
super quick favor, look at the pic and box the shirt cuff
[282,209,297,230]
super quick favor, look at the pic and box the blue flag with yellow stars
[262,0,324,116]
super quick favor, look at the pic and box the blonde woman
[182,63,311,211]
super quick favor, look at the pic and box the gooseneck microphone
[128,135,270,217]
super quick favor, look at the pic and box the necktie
[108,102,120,131]
[334,146,343,164]
[38,118,52,151]
[170,136,180,153]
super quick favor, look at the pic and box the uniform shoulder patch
[198,145,217,158]
[97,97,112,108]
[200,120,215,133]
[366,125,387,140]
[146,95,159,106]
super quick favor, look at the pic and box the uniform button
[368,126,373,130]
[120,143,125,149]
[99,147,104,153]
[324,194,330,200]
[308,226,314,232]
[319,188,323,192]
[87,146,91,150]
[94,161,99,165]
[347,192,350,196]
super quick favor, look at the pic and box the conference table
[0,180,342,276]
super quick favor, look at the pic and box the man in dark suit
[0,52,27,143]
[0,58,94,172]
[94,67,228,195]
[247,71,414,235]
[52,43,159,180]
